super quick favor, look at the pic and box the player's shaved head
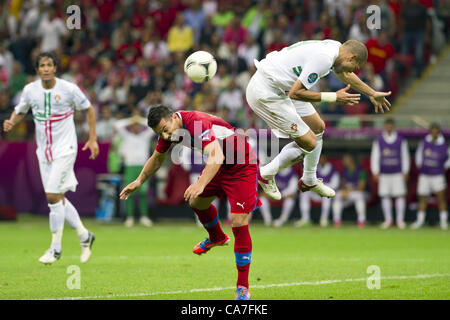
[147,104,174,128]
[342,40,368,64]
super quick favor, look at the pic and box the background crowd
[0,0,449,141]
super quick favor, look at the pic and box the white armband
[320,92,337,102]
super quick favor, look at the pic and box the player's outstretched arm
[3,111,25,132]
[334,71,391,113]
[81,106,100,159]
[288,80,361,106]
[184,140,224,203]
[120,150,167,200]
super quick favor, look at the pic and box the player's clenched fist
[3,120,15,132]
[120,180,142,200]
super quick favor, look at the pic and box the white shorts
[378,173,406,197]
[39,154,78,194]
[417,174,446,196]
[246,70,315,139]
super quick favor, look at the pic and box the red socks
[191,204,226,242]
[232,224,252,289]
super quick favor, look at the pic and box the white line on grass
[36,273,450,300]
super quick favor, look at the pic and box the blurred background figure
[258,166,298,227]
[371,118,410,229]
[412,123,450,230]
[114,112,154,227]
[297,154,340,227]
[332,153,368,228]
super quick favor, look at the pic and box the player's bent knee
[230,213,250,227]
[294,134,316,152]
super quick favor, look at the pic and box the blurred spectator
[36,4,67,53]
[212,1,235,35]
[9,61,28,98]
[298,154,340,227]
[96,105,117,142]
[0,57,9,89]
[365,30,395,88]
[150,0,179,39]
[223,15,248,46]
[360,62,384,92]
[0,42,14,81]
[114,114,154,227]
[96,0,120,39]
[116,36,143,68]
[241,0,271,40]
[184,0,205,44]
[400,0,429,76]
[412,123,450,230]
[162,80,187,111]
[210,63,231,93]
[332,153,367,228]
[222,42,248,76]
[61,60,83,86]
[167,12,194,53]
[143,34,170,67]
[266,28,288,54]
[348,12,372,43]
[192,82,216,113]
[111,20,132,51]
[0,89,12,118]
[202,0,218,18]
[371,118,410,229]
[98,75,130,113]
[199,15,218,46]
[217,79,244,125]
[129,57,151,102]
[238,34,261,67]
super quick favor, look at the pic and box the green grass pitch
[1,214,449,300]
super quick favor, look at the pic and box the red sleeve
[196,125,216,150]
[155,137,172,153]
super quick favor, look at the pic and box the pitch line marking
[34,273,450,300]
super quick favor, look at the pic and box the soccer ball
[184,51,217,83]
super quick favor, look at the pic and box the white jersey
[15,78,91,162]
[256,39,341,91]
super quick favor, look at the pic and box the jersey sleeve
[155,137,172,153]
[194,121,216,150]
[14,87,31,114]
[71,84,91,110]
[299,54,333,90]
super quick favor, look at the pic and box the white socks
[64,199,89,242]
[300,194,311,222]
[258,197,272,225]
[395,197,406,224]
[417,211,426,224]
[278,197,295,223]
[301,133,323,186]
[440,211,448,224]
[49,200,65,252]
[381,197,393,223]
[260,141,307,178]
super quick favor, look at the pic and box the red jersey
[155,110,257,166]
[365,38,394,74]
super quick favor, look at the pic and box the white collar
[382,130,398,143]
[425,134,445,145]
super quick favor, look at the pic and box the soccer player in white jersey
[246,39,391,200]
[3,52,99,264]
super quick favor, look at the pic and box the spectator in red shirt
[149,1,179,39]
[96,0,119,38]
[223,16,248,46]
[366,30,394,89]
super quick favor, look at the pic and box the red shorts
[199,163,262,213]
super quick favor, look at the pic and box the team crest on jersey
[54,95,61,103]
[382,148,390,156]
[290,123,298,132]
[308,73,318,83]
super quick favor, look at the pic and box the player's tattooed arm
[3,111,25,132]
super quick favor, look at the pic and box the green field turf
[1,214,449,300]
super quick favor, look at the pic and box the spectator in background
[238,34,261,68]
[167,12,194,53]
[143,34,170,67]
[184,0,205,44]
[0,90,12,118]
[242,1,271,40]
[210,63,231,93]
[0,57,9,89]
[332,153,367,228]
[348,12,372,43]
[223,15,248,46]
[223,42,248,76]
[162,80,187,111]
[360,62,384,93]
[0,42,14,81]
[371,118,410,229]
[9,61,28,98]
[36,4,67,53]
[212,1,235,36]
[199,15,218,46]
[365,30,395,90]
[298,154,340,227]
[130,57,151,102]
[217,79,244,126]
[96,105,117,142]
[265,28,288,54]
[114,113,154,227]
[412,123,450,230]
[149,0,179,39]
[258,167,298,227]
[400,0,429,77]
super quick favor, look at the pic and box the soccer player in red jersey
[120,105,260,300]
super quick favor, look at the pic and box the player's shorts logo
[290,123,298,132]
[308,73,318,83]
